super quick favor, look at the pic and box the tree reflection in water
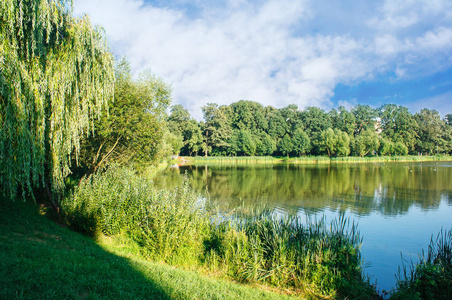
[154,162,452,217]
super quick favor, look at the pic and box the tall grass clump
[61,166,210,265]
[205,210,377,299]
[390,228,452,300]
[62,167,378,298]
[192,156,278,164]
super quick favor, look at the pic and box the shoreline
[178,155,452,165]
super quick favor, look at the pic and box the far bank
[174,155,452,165]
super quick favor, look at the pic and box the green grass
[186,156,280,164]
[330,155,452,163]
[5,175,450,299]
[185,155,452,165]
[0,197,294,300]
[58,166,379,299]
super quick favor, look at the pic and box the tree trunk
[78,136,121,186]
[45,181,60,214]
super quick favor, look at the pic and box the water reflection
[154,162,452,217]
[155,161,452,292]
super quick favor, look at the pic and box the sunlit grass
[60,167,379,298]
[186,155,452,165]
[187,156,279,164]
[0,196,293,300]
[331,155,452,163]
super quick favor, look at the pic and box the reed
[62,168,378,298]
[391,228,452,299]
[62,166,210,265]
[205,210,377,298]
[290,156,331,164]
[189,156,279,164]
[187,155,452,165]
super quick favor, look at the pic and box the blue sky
[74,0,452,119]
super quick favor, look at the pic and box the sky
[74,0,452,120]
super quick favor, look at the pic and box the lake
[154,161,452,292]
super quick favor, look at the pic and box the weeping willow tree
[0,0,115,206]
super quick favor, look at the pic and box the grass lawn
[0,198,295,300]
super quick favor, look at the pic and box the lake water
[154,161,452,292]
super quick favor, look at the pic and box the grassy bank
[2,168,451,299]
[0,197,294,299]
[59,166,379,299]
[184,156,280,164]
[183,155,452,165]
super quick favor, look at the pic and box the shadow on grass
[0,198,171,299]
[0,197,293,300]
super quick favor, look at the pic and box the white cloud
[338,99,358,111]
[368,0,452,31]
[413,27,452,52]
[74,0,452,120]
[409,92,452,116]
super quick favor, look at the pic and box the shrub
[61,166,210,265]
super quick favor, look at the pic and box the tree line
[167,101,452,157]
[2,0,451,205]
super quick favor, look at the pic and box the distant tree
[414,109,444,155]
[394,141,408,156]
[227,131,240,156]
[228,130,256,156]
[239,130,257,156]
[168,105,191,126]
[166,131,184,156]
[230,100,267,133]
[319,128,350,157]
[266,107,288,139]
[300,106,332,137]
[320,128,336,157]
[256,133,277,156]
[153,130,183,161]
[442,125,452,155]
[446,114,452,126]
[378,104,418,153]
[184,120,203,156]
[335,130,351,157]
[379,137,394,156]
[354,129,380,157]
[352,104,377,136]
[280,104,303,132]
[335,106,356,137]
[202,103,233,156]
[167,105,202,155]
[0,0,115,204]
[292,128,311,157]
[278,134,294,157]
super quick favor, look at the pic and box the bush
[62,166,210,265]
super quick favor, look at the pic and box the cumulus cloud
[74,0,452,119]
[410,92,452,116]
[367,0,452,31]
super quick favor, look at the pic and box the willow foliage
[0,0,115,199]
